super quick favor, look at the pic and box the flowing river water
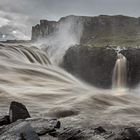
[0,44,140,131]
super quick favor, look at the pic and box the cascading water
[0,43,140,136]
[112,53,127,88]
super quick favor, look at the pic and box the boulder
[121,127,140,140]
[0,121,40,140]
[9,101,30,123]
[0,115,10,126]
[94,126,106,134]
[26,118,61,136]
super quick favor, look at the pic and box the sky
[0,0,140,40]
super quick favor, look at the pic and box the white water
[0,44,140,129]
[112,53,127,88]
[34,17,83,65]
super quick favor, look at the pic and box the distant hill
[32,15,140,47]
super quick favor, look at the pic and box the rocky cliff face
[61,45,116,88]
[121,48,140,87]
[32,20,57,40]
[32,15,140,88]
[32,15,140,47]
[61,45,140,88]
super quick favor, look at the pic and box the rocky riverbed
[0,44,140,140]
[0,101,140,140]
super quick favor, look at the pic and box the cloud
[0,0,140,40]
[0,17,9,28]
[0,10,33,40]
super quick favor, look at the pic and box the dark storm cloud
[0,0,140,40]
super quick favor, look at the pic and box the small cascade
[112,53,127,88]
[0,45,51,65]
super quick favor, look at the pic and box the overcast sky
[0,0,140,40]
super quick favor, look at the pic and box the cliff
[61,45,116,88]
[32,15,140,47]
[31,15,140,88]
[32,20,57,40]
[61,45,140,88]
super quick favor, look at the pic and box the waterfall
[112,53,127,88]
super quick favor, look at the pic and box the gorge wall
[31,15,140,88]
[61,45,116,88]
[32,15,140,47]
[61,46,140,88]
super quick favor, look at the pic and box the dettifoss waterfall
[112,53,127,88]
[0,44,140,130]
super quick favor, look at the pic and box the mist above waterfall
[34,17,83,65]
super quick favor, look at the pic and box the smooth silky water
[0,44,140,130]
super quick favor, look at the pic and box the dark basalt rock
[1,101,140,140]
[0,121,40,140]
[61,45,116,88]
[56,126,108,140]
[47,126,140,140]
[94,126,106,134]
[107,127,140,140]
[61,45,140,88]
[9,101,31,123]
[121,48,140,88]
[121,127,140,140]
[0,115,10,126]
[0,101,62,140]
[25,118,61,136]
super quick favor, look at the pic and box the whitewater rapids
[0,44,140,129]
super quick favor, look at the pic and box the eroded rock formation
[32,15,140,47]
[61,45,140,88]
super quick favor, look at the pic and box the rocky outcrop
[32,15,140,47]
[32,20,57,40]
[121,48,140,87]
[1,101,140,139]
[61,45,116,88]
[9,101,31,123]
[0,121,40,140]
[61,45,140,88]
[0,101,61,140]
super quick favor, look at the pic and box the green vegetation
[79,15,140,48]
[89,36,140,48]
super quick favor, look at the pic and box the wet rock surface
[0,121,40,140]
[121,48,140,88]
[61,45,116,88]
[25,118,61,136]
[0,115,10,126]
[1,101,140,140]
[9,101,31,123]
[62,45,140,88]
[0,101,61,140]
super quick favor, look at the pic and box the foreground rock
[1,101,140,140]
[0,118,61,140]
[0,115,10,126]
[9,101,31,123]
[0,121,40,140]
[26,118,60,136]
[0,101,61,140]
[51,126,140,140]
